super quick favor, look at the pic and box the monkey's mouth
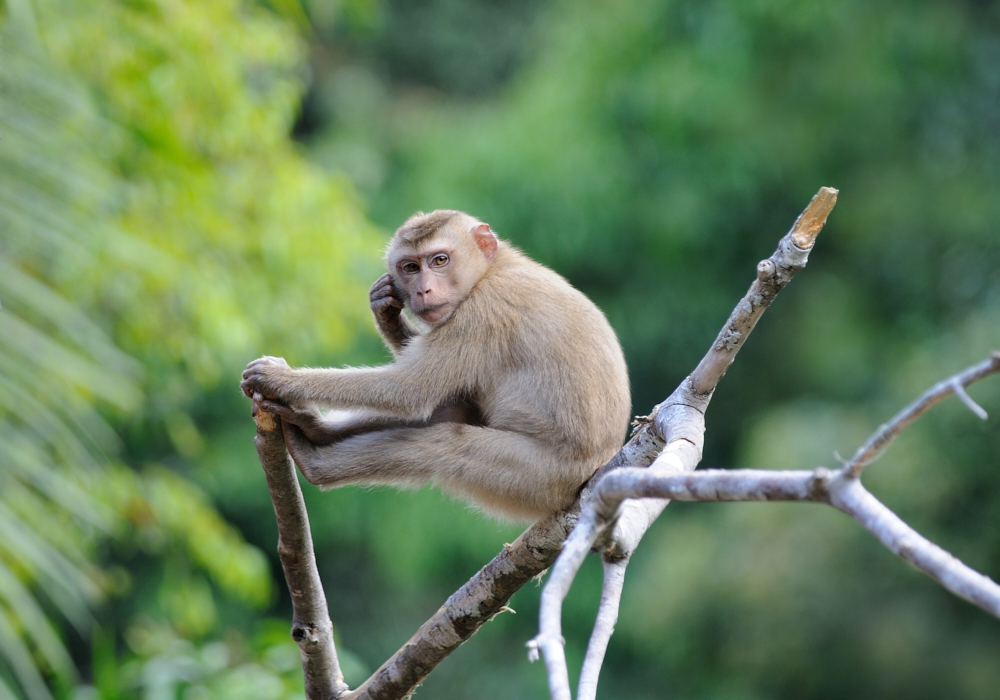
[416,304,450,324]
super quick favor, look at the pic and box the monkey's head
[386,210,498,327]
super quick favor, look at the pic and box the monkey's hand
[370,273,415,351]
[241,355,293,400]
[258,398,343,446]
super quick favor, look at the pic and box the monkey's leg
[261,397,483,446]
[285,423,593,520]
[258,400,407,445]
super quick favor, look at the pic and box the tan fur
[242,211,631,521]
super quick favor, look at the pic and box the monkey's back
[440,243,631,469]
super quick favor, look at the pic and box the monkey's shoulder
[476,257,621,362]
[483,254,597,314]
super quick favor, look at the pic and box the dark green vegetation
[1,0,999,698]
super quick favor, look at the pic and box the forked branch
[845,353,998,476]
[529,187,839,700]
[534,348,999,699]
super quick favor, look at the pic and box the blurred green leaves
[1,0,380,697]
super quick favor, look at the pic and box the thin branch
[845,352,1000,477]
[532,187,839,699]
[583,464,1000,619]
[689,186,837,396]
[577,557,629,700]
[830,475,1000,617]
[953,380,989,420]
[251,395,349,700]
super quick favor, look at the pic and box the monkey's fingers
[244,355,289,371]
[240,376,256,397]
[370,283,404,307]
[372,296,404,313]
[241,356,291,397]
[258,398,300,422]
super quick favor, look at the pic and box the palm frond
[0,10,141,697]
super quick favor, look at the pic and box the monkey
[241,210,630,521]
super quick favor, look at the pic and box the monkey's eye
[430,254,449,267]
[400,261,420,274]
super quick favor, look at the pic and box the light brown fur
[242,211,630,520]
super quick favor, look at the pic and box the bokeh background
[2,0,1000,698]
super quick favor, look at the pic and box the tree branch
[252,395,349,700]
[584,458,1000,617]
[344,511,575,700]
[531,187,839,700]
[534,352,1000,699]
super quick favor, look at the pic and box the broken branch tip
[790,186,839,249]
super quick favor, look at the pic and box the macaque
[241,210,630,520]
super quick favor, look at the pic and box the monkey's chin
[417,305,451,325]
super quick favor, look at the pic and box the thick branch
[252,397,349,700]
[346,511,575,700]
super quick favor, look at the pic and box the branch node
[292,622,323,644]
[756,259,776,280]
[952,379,988,420]
[810,467,834,496]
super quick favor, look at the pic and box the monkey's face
[387,219,498,329]
[393,242,463,327]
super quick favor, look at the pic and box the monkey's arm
[242,354,470,420]
[369,273,418,354]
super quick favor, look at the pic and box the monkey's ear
[472,223,498,259]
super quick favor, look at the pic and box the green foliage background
[1,0,999,698]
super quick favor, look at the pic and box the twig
[252,395,349,700]
[844,352,1000,477]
